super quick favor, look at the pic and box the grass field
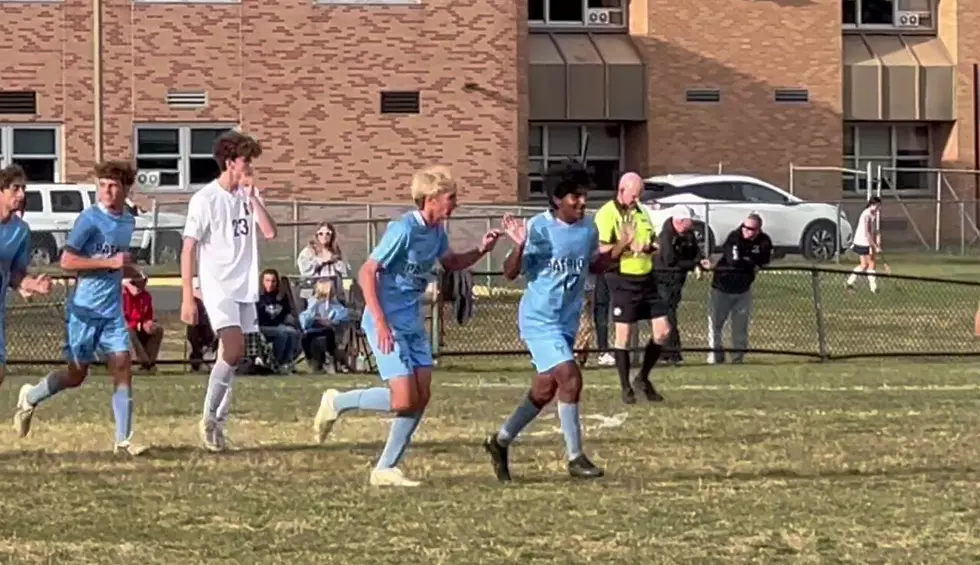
[0,360,978,564]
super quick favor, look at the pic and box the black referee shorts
[608,273,669,323]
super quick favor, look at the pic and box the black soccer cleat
[568,455,604,479]
[633,377,665,403]
[483,433,512,483]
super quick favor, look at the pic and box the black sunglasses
[741,224,759,232]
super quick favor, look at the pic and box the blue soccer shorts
[523,331,576,374]
[362,311,433,381]
[64,311,131,365]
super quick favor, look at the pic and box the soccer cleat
[313,389,340,444]
[13,384,35,438]
[114,442,150,456]
[198,418,223,452]
[568,454,604,479]
[633,378,665,403]
[597,353,616,367]
[620,387,636,405]
[483,433,512,483]
[369,467,421,487]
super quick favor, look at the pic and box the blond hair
[411,165,457,208]
[314,279,335,301]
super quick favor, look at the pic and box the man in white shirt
[180,130,278,451]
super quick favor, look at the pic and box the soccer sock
[203,360,235,422]
[639,340,662,381]
[497,394,543,446]
[112,385,133,445]
[846,266,864,285]
[557,401,583,460]
[25,370,65,407]
[376,411,422,470]
[614,349,631,390]
[333,387,391,415]
[867,269,878,292]
[216,386,233,427]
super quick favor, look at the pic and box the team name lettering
[98,243,120,257]
[546,257,586,274]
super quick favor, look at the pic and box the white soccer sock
[216,384,234,426]
[203,360,235,421]
[867,269,878,292]
[846,266,864,285]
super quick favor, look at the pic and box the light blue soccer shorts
[523,331,576,374]
[362,311,433,380]
[64,310,131,365]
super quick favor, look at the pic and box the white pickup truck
[21,184,187,266]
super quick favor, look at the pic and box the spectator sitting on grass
[299,279,349,373]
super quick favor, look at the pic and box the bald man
[593,172,667,404]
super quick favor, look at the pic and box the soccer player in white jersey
[845,196,881,293]
[180,131,278,452]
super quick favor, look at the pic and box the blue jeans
[259,325,301,367]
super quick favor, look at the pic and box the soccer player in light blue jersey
[484,160,635,482]
[0,165,54,389]
[313,165,503,487]
[14,161,147,455]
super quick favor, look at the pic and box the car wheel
[801,221,838,262]
[154,232,183,265]
[29,234,58,266]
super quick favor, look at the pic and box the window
[50,190,84,213]
[24,192,42,213]
[0,125,60,182]
[734,182,790,204]
[134,125,235,191]
[842,123,931,192]
[842,0,935,30]
[689,183,739,201]
[529,0,626,27]
[528,123,624,196]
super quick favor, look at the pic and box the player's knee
[529,374,557,406]
[63,365,88,388]
[652,322,671,344]
[554,363,582,403]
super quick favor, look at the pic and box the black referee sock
[639,340,662,381]
[614,349,631,391]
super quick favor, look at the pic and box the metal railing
[6,267,979,369]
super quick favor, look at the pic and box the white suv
[22,184,187,266]
[642,174,854,261]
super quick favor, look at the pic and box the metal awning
[843,34,955,121]
[528,32,645,121]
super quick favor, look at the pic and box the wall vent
[774,88,810,103]
[166,90,208,109]
[685,88,721,103]
[380,91,421,114]
[0,91,37,114]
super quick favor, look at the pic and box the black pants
[657,274,686,361]
[302,327,338,371]
[592,273,610,351]
[187,324,217,372]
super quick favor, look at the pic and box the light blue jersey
[65,205,135,320]
[363,211,449,380]
[518,212,599,373]
[0,215,31,365]
[63,205,134,365]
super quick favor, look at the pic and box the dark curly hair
[213,131,262,172]
[543,159,593,210]
[94,160,137,188]
[0,164,26,190]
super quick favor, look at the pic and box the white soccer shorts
[203,295,259,334]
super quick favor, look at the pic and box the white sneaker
[198,418,223,452]
[597,353,615,366]
[369,467,421,487]
[13,384,34,438]
[114,441,150,456]
[313,389,340,444]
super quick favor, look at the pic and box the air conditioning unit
[895,11,931,28]
[586,8,624,26]
[136,170,162,189]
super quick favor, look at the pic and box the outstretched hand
[501,214,528,246]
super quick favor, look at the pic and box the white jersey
[853,207,877,247]
[183,180,259,303]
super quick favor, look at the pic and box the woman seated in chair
[257,269,301,371]
[299,280,350,373]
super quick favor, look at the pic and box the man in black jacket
[709,213,772,364]
[654,206,710,365]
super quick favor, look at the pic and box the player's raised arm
[439,228,502,272]
[242,175,277,240]
[60,215,128,273]
[500,214,528,281]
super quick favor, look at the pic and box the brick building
[0,0,976,207]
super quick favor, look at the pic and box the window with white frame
[529,0,626,27]
[842,123,931,193]
[0,125,60,182]
[842,0,935,31]
[134,125,235,191]
[529,123,624,196]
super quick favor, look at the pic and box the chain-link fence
[5,266,979,371]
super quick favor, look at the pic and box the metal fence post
[365,203,374,257]
[810,269,829,361]
[960,201,966,255]
[149,199,159,266]
[292,199,300,260]
[835,202,842,264]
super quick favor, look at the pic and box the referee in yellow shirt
[595,172,668,404]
